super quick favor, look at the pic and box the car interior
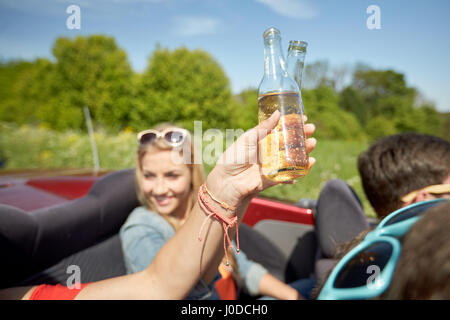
[0,169,369,298]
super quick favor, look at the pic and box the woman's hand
[206,110,316,210]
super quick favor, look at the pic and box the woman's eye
[144,173,155,179]
[166,173,179,179]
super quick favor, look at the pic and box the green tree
[438,112,450,140]
[339,86,367,125]
[365,115,397,141]
[303,86,366,141]
[0,60,55,125]
[47,35,135,130]
[133,46,233,131]
[352,69,415,119]
[347,68,443,139]
[232,88,258,130]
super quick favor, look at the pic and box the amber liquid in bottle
[258,91,309,182]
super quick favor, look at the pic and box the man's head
[358,133,450,219]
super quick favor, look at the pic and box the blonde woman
[120,121,315,300]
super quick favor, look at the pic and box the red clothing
[29,283,89,300]
[214,265,237,300]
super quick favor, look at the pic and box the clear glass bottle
[287,40,308,91]
[258,28,309,182]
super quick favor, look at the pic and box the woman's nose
[153,177,168,194]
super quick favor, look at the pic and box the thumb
[229,110,280,160]
[253,110,280,142]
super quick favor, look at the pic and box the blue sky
[1,0,449,111]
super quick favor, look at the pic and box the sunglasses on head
[401,184,450,203]
[318,198,449,300]
[137,128,189,147]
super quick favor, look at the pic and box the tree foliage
[49,35,135,130]
[131,46,233,131]
[339,68,445,140]
[1,35,135,131]
[302,86,366,141]
[0,35,447,142]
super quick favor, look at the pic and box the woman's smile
[153,195,173,206]
[140,148,193,220]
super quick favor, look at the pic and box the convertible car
[0,168,371,297]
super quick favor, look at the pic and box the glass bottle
[287,40,308,91]
[258,27,309,182]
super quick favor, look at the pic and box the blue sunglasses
[318,198,449,300]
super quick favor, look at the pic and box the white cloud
[255,0,318,19]
[172,16,220,36]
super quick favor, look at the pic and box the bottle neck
[263,36,288,78]
[287,45,307,90]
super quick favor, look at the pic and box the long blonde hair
[135,122,206,230]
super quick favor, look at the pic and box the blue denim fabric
[258,276,316,300]
[119,206,268,299]
[234,245,268,295]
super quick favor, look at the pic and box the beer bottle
[258,28,309,182]
[287,40,308,91]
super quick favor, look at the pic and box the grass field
[0,122,376,217]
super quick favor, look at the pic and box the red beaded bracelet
[197,184,240,266]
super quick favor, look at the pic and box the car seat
[313,179,371,286]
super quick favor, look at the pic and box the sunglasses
[137,128,189,147]
[401,184,450,203]
[318,198,449,300]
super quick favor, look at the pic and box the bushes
[0,122,137,169]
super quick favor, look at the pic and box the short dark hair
[358,133,450,219]
[381,201,450,299]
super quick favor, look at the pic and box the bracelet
[201,184,237,211]
[197,184,240,266]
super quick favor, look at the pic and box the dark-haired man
[358,132,450,219]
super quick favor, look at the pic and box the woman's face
[140,148,192,217]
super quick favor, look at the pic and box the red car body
[0,169,315,227]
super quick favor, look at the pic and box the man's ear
[413,189,433,203]
[402,189,432,208]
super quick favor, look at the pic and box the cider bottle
[287,40,308,91]
[258,28,309,182]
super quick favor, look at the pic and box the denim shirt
[119,206,268,299]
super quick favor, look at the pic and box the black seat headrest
[0,169,139,288]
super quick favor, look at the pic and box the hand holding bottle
[206,110,316,212]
